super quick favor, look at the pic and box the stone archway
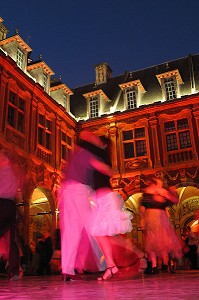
[123,186,199,245]
[177,186,199,233]
[29,187,55,242]
[124,193,143,243]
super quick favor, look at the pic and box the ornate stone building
[0,17,198,246]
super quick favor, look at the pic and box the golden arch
[29,187,56,242]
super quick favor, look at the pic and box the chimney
[94,62,112,85]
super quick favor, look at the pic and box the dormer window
[156,69,183,101]
[90,96,99,118]
[16,48,24,69]
[126,88,137,109]
[164,77,177,100]
[119,80,146,110]
[43,73,47,91]
[63,95,67,109]
[83,89,110,119]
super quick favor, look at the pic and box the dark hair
[100,136,111,146]
[0,148,17,164]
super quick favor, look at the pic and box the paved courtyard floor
[0,270,198,300]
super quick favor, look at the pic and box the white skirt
[91,189,133,236]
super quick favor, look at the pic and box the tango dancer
[86,136,146,280]
[0,149,22,280]
[59,132,113,281]
[140,177,183,273]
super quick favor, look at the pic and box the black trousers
[0,198,20,275]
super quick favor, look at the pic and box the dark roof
[69,54,199,119]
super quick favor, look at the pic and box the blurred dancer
[140,177,183,274]
[0,149,21,280]
[85,136,146,280]
[59,132,113,281]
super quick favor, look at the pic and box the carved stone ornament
[124,158,148,171]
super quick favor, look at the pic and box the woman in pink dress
[140,177,183,273]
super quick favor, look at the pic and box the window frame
[164,118,192,152]
[163,76,177,101]
[38,113,52,150]
[16,48,24,69]
[125,88,137,110]
[89,95,99,118]
[122,127,147,159]
[7,90,26,134]
[61,131,72,161]
[42,72,48,91]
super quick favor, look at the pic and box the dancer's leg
[96,236,118,280]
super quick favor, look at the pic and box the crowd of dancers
[0,132,199,281]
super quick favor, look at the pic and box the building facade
[0,17,199,247]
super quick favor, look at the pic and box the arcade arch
[124,186,199,244]
[29,187,56,242]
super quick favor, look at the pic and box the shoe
[151,267,159,274]
[62,274,83,281]
[170,265,176,273]
[9,273,23,281]
[144,261,153,274]
[98,266,118,281]
[162,264,168,272]
[139,257,147,272]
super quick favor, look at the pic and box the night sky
[1,0,199,88]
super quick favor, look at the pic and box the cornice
[119,79,146,93]
[156,69,183,84]
[50,83,73,95]
[83,89,110,101]
[27,61,54,75]
[0,34,32,52]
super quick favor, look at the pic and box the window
[16,48,24,69]
[7,91,25,133]
[90,96,99,118]
[156,69,183,102]
[61,131,72,161]
[43,73,47,91]
[164,77,177,100]
[123,127,147,159]
[38,114,52,150]
[119,80,145,111]
[63,95,67,109]
[164,118,191,151]
[126,88,137,109]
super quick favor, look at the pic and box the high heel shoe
[139,257,147,272]
[98,266,118,281]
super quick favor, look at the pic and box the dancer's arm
[90,157,114,177]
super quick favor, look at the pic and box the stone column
[0,68,9,132]
[22,177,35,246]
[149,114,162,168]
[108,122,118,173]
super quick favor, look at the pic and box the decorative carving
[165,167,199,187]
[6,128,25,149]
[179,197,199,219]
[124,158,148,171]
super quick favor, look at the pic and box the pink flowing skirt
[143,209,183,259]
